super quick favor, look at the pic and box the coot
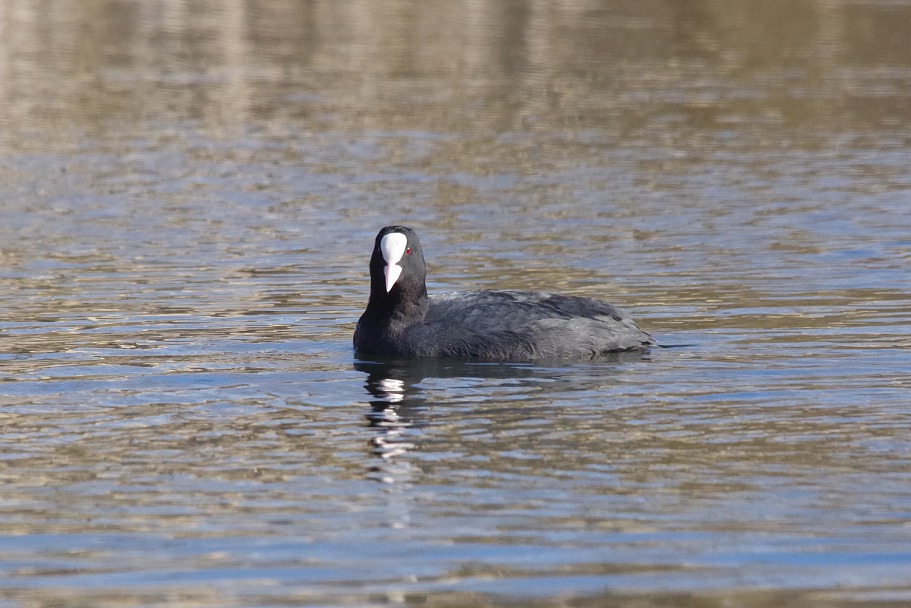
[354,225,655,360]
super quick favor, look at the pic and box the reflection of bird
[354,225,655,360]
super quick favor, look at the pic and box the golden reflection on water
[1,0,910,140]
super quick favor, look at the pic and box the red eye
[405,247,412,255]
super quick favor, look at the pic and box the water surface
[1,1,910,606]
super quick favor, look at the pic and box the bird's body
[354,226,654,361]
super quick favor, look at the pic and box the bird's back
[419,290,653,359]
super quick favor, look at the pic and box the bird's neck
[365,287,428,327]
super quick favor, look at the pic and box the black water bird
[354,225,654,360]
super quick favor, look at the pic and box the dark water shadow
[353,353,649,481]
[355,357,547,430]
[354,352,648,413]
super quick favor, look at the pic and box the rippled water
[1,1,911,606]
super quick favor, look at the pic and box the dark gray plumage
[354,225,654,360]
